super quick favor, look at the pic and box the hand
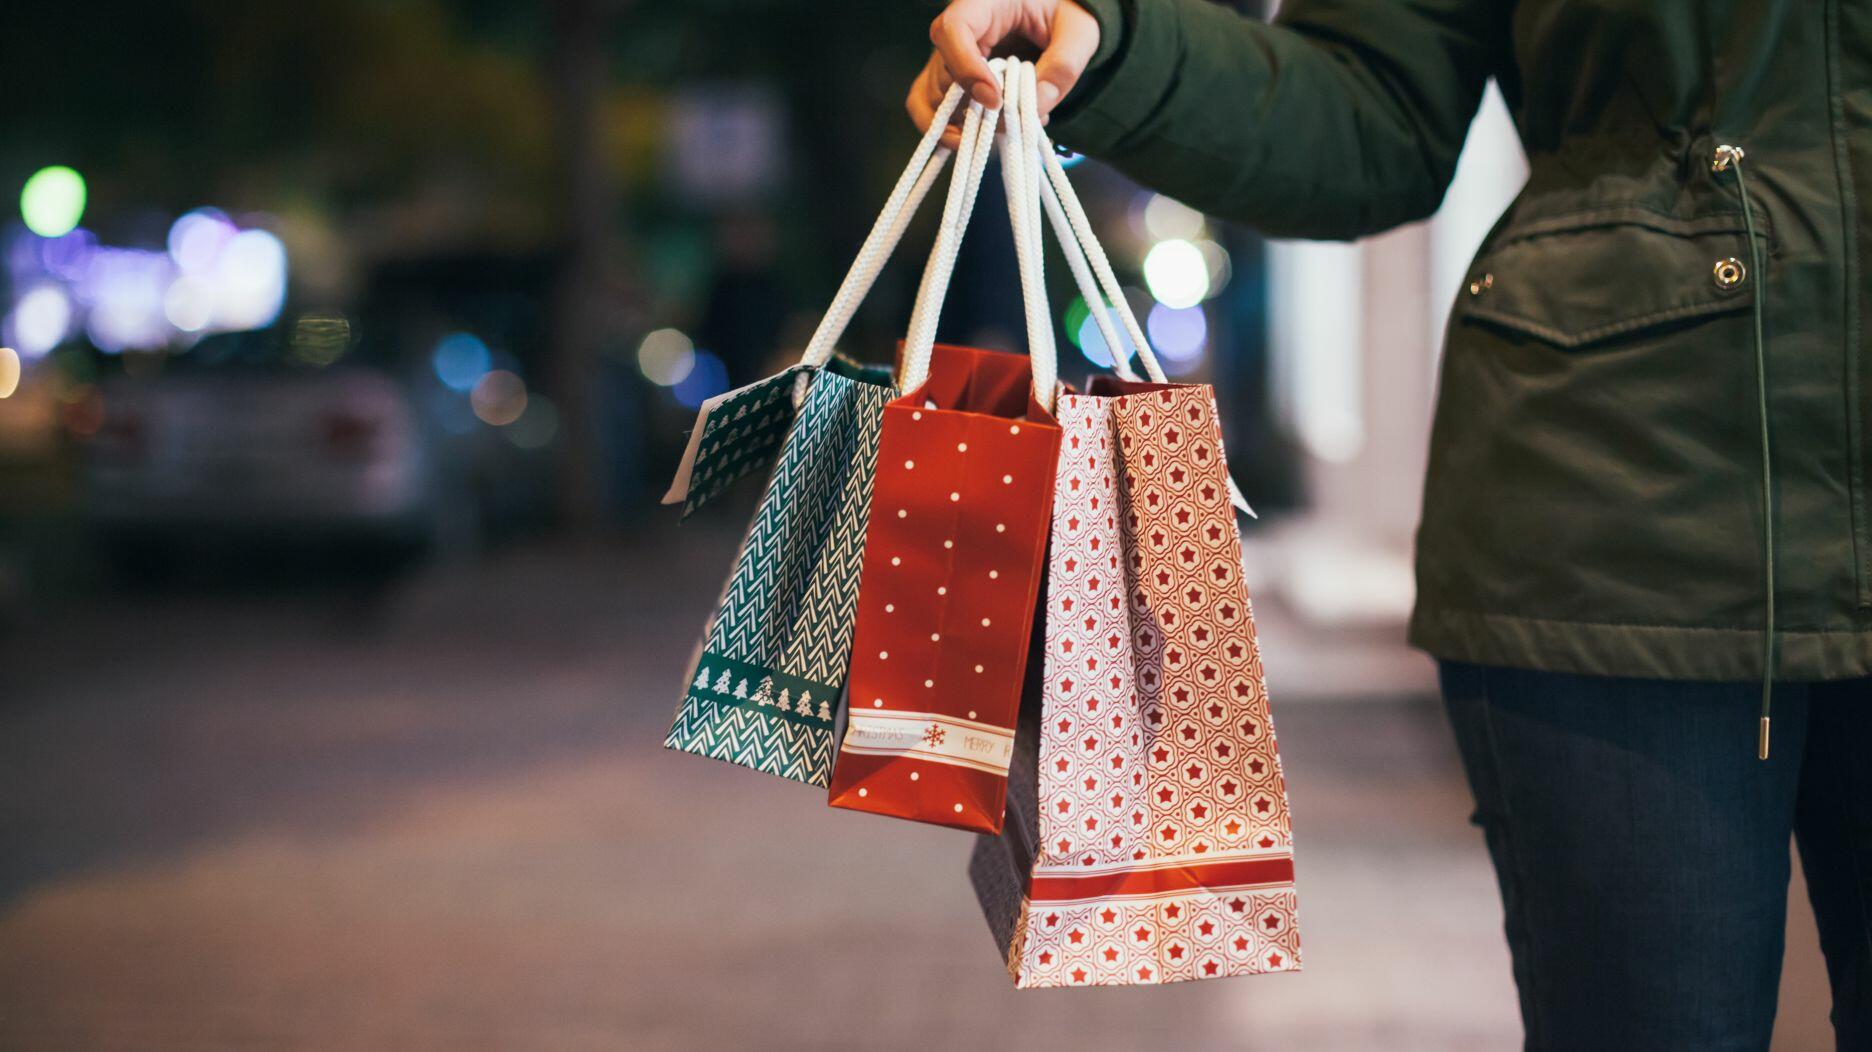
[906,0,1101,150]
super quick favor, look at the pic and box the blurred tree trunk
[546,0,617,531]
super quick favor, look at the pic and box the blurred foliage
[4,2,554,225]
[4,1,930,247]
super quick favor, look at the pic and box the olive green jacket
[1053,0,1872,682]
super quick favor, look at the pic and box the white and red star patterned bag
[968,62,1301,988]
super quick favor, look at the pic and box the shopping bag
[972,381,1301,986]
[826,344,1062,829]
[826,62,1065,833]
[666,358,894,784]
[969,60,1300,987]
[664,356,894,519]
[663,85,965,786]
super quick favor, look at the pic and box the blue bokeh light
[1053,145,1088,169]
[673,350,729,409]
[1076,311,1134,370]
[432,332,492,392]
[1146,303,1208,362]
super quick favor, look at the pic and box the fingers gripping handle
[900,59,1063,412]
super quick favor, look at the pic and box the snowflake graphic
[922,724,947,748]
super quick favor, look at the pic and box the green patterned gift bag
[662,85,966,785]
[666,360,893,783]
[662,366,808,520]
[662,355,893,520]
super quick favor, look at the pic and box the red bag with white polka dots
[965,60,1301,987]
[825,65,1069,834]
[828,343,1063,832]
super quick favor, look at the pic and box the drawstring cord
[1715,143,1774,760]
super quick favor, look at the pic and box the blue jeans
[1440,662,1872,1052]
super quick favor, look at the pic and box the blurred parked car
[0,361,83,619]
[79,327,450,568]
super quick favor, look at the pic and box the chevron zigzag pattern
[705,368,890,684]
[665,689,836,787]
[667,365,894,785]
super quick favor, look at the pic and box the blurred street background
[0,1,1832,1048]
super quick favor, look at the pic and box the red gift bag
[828,345,1062,831]
[827,63,1066,833]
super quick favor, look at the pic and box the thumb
[1034,1,1099,114]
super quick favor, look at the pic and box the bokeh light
[1076,311,1138,370]
[1075,313,1115,368]
[20,166,87,238]
[1197,239,1232,298]
[637,327,696,387]
[209,229,288,331]
[1146,302,1208,362]
[10,284,72,357]
[8,210,290,354]
[163,275,215,332]
[82,249,171,353]
[432,332,491,392]
[0,347,19,399]
[471,370,528,426]
[168,209,238,274]
[1143,239,1211,310]
[1142,195,1205,241]
[40,229,97,280]
[1062,296,1092,349]
[504,394,560,450]
[672,350,728,409]
[290,311,351,367]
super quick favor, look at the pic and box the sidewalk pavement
[0,523,1825,1049]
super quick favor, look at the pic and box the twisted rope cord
[800,85,964,369]
[900,61,1003,391]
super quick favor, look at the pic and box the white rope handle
[799,84,965,369]
[1039,174,1132,380]
[1002,60,1057,408]
[1013,65,1256,516]
[902,88,1000,372]
[899,58,1006,394]
[900,59,1066,411]
[1014,73,1168,385]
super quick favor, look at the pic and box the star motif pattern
[987,385,1300,988]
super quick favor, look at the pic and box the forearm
[1053,0,1504,240]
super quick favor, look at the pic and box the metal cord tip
[1758,716,1771,760]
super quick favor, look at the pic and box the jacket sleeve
[1051,0,1510,240]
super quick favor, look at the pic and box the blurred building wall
[1264,85,1527,630]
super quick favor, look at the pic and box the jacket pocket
[1456,205,1769,350]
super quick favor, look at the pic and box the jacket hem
[1408,605,1872,682]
